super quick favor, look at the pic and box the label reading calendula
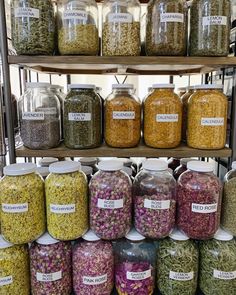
[169,271,194,281]
[97,199,123,209]
[127,269,151,281]
[201,118,224,126]
[68,113,91,121]
[22,112,44,121]
[83,274,107,285]
[144,199,170,210]
[192,203,217,213]
[0,276,13,286]
[113,111,135,120]
[108,13,132,23]
[160,13,184,23]
[2,203,28,213]
[203,16,227,26]
[156,114,179,122]
[50,204,76,214]
[63,10,88,21]
[15,7,39,18]
[36,271,62,282]
[213,270,236,280]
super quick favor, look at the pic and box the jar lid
[152,84,175,89]
[187,161,214,173]
[178,87,187,91]
[79,157,97,166]
[49,161,81,174]
[68,84,96,89]
[82,230,101,242]
[112,84,134,89]
[0,235,13,249]
[26,82,50,88]
[169,228,189,241]
[39,157,59,167]
[122,166,133,176]
[4,163,37,176]
[232,161,236,170]
[214,228,233,241]
[36,232,59,245]
[193,84,223,90]
[36,166,50,178]
[180,158,195,166]
[143,159,168,171]
[118,158,133,167]
[98,160,123,171]
[126,228,145,241]
[81,165,93,175]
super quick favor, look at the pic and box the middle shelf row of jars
[19,82,228,150]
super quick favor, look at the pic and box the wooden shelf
[8,56,236,76]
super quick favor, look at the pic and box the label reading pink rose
[83,274,107,285]
[15,7,39,18]
[201,118,224,126]
[203,16,227,26]
[144,199,170,210]
[169,271,194,281]
[192,203,217,213]
[36,271,62,282]
[22,112,44,121]
[0,276,13,286]
[113,111,135,120]
[50,204,75,214]
[156,114,178,122]
[160,13,184,23]
[97,199,123,209]
[68,113,91,121]
[108,13,132,23]
[127,269,151,281]
[213,270,236,280]
[2,203,28,213]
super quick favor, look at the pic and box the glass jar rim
[125,228,145,241]
[152,84,175,89]
[26,82,50,89]
[193,84,223,90]
[82,230,100,242]
[98,160,123,171]
[49,161,81,174]
[4,163,37,176]
[187,161,214,173]
[68,84,96,90]
[143,159,168,171]
[112,84,134,90]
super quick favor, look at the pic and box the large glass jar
[18,83,61,149]
[45,161,88,241]
[102,0,141,56]
[187,85,228,149]
[144,84,182,148]
[157,229,199,295]
[64,84,102,149]
[105,84,141,148]
[146,0,187,56]
[89,160,132,240]
[189,0,231,56]
[73,230,114,295]
[57,0,99,55]
[0,235,30,295]
[11,0,55,55]
[133,159,176,239]
[199,229,236,295]
[181,86,194,142]
[177,161,222,240]
[113,229,156,295]
[0,163,45,244]
[30,232,72,295]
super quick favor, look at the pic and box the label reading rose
[36,271,62,282]
[83,274,107,285]
[192,203,217,213]
[97,199,123,209]
[144,199,170,210]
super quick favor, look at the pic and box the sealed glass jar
[157,229,199,295]
[73,230,114,295]
[30,232,72,295]
[173,158,194,180]
[45,161,88,240]
[144,84,182,148]
[177,161,222,240]
[113,228,156,295]
[133,159,176,239]
[199,229,236,295]
[89,160,132,240]
[105,84,141,148]
[146,0,187,56]
[18,83,61,149]
[64,84,102,149]
[187,85,228,149]
[0,235,30,295]
[58,0,99,55]
[11,0,55,55]
[181,86,194,141]
[190,0,231,56]
[0,163,45,244]
[102,0,141,56]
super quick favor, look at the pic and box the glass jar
[79,157,98,174]
[105,84,141,148]
[30,232,72,295]
[168,158,180,171]
[64,84,102,149]
[199,229,236,295]
[36,166,50,180]
[181,86,194,142]
[0,163,45,244]
[102,0,141,56]
[18,83,61,150]
[45,161,88,241]
[81,165,93,182]
[57,0,99,55]
[133,159,176,239]
[0,235,30,295]
[173,158,194,180]
[157,229,199,295]
[89,160,132,240]
[144,84,182,148]
[187,85,228,149]
[113,229,156,295]
[73,230,114,295]
[146,0,187,56]
[38,157,59,167]
[189,0,231,56]
[177,161,222,240]
[11,0,55,55]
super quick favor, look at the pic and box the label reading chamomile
[201,118,224,126]
[156,114,179,122]
[0,276,13,286]
[63,10,88,21]
[50,204,76,214]
[127,269,151,281]
[108,13,132,23]
[113,111,135,120]
[203,16,227,26]
[169,271,194,281]
[68,113,91,121]
[36,271,62,282]
[192,203,217,214]
[22,112,44,121]
[2,203,28,213]
[97,199,123,209]
[15,7,39,18]
[144,199,170,210]
[83,274,107,285]
[213,270,236,280]
[160,13,184,23]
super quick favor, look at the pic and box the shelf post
[230,67,236,163]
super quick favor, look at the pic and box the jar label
[213,270,236,280]
[82,274,107,285]
[22,112,44,121]
[169,271,194,281]
[127,269,151,281]
[192,203,217,213]
[113,111,135,120]
[203,16,227,26]
[97,199,124,209]
[37,108,57,115]
[15,7,39,18]
[144,199,171,210]
[2,203,28,213]
[68,113,91,121]
[160,13,184,23]
[36,271,62,282]
[50,204,76,214]
[156,114,179,122]
[108,13,132,23]
[0,276,13,286]
[201,118,224,126]
[63,10,88,21]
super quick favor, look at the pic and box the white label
[127,269,151,281]
[213,270,236,280]
[108,13,132,23]
[203,16,227,26]
[2,203,28,213]
[156,114,179,122]
[22,112,44,121]
[201,118,224,126]
[63,10,88,21]
[113,111,135,120]
[97,199,123,209]
[0,276,13,286]
[83,274,107,285]
[50,204,75,214]
[37,108,57,115]
[36,271,62,282]
[68,113,91,121]
[144,199,171,210]
[15,7,39,18]
[169,271,194,281]
[160,13,184,23]
[192,203,218,213]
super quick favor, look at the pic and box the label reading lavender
[15,7,39,18]
[192,203,217,214]
[160,13,184,23]
[108,13,132,23]
[63,10,88,21]
[97,199,123,209]
[22,112,44,121]
[144,199,170,210]
[113,111,135,120]
[36,271,62,282]
[169,271,194,281]
[2,203,28,213]
[68,113,91,121]
[83,274,107,285]
[203,16,227,26]
[156,114,178,122]
[127,269,151,281]
[50,204,76,214]
[201,118,224,126]
[0,276,13,286]
[213,270,236,280]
